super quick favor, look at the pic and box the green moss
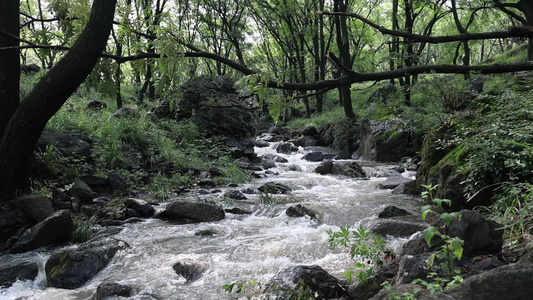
[429,145,469,176]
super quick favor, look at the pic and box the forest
[1,0,533,299]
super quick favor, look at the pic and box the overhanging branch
[317,10,533,43]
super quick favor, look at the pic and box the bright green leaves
[423,226,438,246]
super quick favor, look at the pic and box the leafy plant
[420,184,463,276]
[71,214,97,243]
[328,225,389,284]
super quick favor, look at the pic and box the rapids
[0,141,421,300]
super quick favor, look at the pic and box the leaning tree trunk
[0,0,118,201]
[0,0,20,142]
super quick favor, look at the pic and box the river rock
[269,265,346,299]
[359,119,410,162]
[429,263,533,300]
[8,210,74,254]
[68,180,97,203]
[91,282,133,300]
[261,154,288,163]
[173,261,205,283]
[224,189,247,200]
[314,160,334,175]
[391,181,418,195]
[291,135,319,147]
[163,202,225,222]
[470,257,504,274]
[276,142,297,154]
[0,257,39,288]
[302,152,324,162]
[378,206,411,218]
[286,204,317,219]
[258,182,291,194]
[371,219,427,237]
[331,161,366,178]
[124,198,155,218]
[445,209,503,256]
[11,195,54,222]
[224,207,252,215]
[37,132,92,158]
[376,177,413,189]
[46,237,129,289]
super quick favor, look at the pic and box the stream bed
[1,142,421,300]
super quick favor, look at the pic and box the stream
[1,139,421,300]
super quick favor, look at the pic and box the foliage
[328,225,389,284]
[222,280,319,300]
[382,281,419,300]
[71,214,96,243]
[420,184,463,276]
[411,272,464,295]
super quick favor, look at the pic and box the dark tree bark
[0,0,118,201]
[334,0,355,119]
[0,0,20,142]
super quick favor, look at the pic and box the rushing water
[1,140,421,300]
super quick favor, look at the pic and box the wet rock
[0,258,39,288]
[268,126,289,136]
[124,198,155,218]
[107,173,128,195]
[68,180,97,203]
[376,177,413,189]
[286,204,317,219]
[8,210,74,254]
[255,139,270,148]
[37,132,92,158]
[276,142,297,154]
[261,154,288,163]
[263,159,277,169]
[224,189,247,200]
[331,161,366,178]
[288,165,302,172]
[378,206,411,219]
[225,208,252,215]
[314,160,334,175]
[163,202,225,222]
[240,188,257,194]
[400,234,431,256]
[173,262,205,283]
[258,182,291,194]
[394,252,435,284]
[359,119,411,162]
[195,229,218,236]
[302,152,324,162]
[11,195,54,222]
[46,237,129,289]
[92,282,132,300]
[227,138,256,159]
[431,263,533,300]
[371,219,427,237]
[391,181,418,195]
[269,265,346,299]
[291,135,319,147]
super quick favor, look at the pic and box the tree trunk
[0,0,117,201]
[334,0,355,119]
[0,0,20,142]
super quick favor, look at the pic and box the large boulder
[37,132,92,158]
[0,257,39,288]
[359,119,411,162]
[376,177,414,190]
[378,206,411,219]
[68,180,97,203]
[371,219,428,238]
[269,265,346,299]
[163,202,225,222]
[286,204,317,219]
[444,209,503,256]
[124,198,155,218]
[11,195,54,222]
[430,263,533,300]
[317,118,359,155]
[8,210,74,254]
[0,207,34,252]
[331,161,367,178]
[45,237,129,289]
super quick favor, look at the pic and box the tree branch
[317,11,533,43]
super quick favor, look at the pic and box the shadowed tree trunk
[0,0,20,142]
[0,0,118,201]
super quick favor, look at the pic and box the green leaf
[450,238,464,260]
[440,212,452,226]
[424,226,439,246]
[421,205,433,219]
